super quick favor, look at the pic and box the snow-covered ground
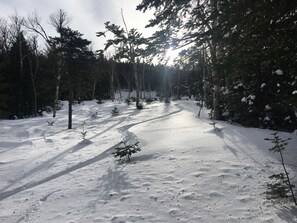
[0,100,297,223]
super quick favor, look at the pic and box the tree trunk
[18,35,23,116]
[141,63,145,98]
[53,73,61,118]
[177,71,181,99]
[53,55,62,118]
[133,63,140,108]
[92,81,96,100]
[109,60,116,101]
[110,70,114,101]
[68,79,73,129]
[212,83,220,120]
[116,75,122,101]
[210,44,220,120]
[29,59,38,117]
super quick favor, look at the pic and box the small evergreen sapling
[47,120,55,126]
[80,121,88,139]
[111,106,120,116]
[209,121,220,132]
[125,98,131,105]
[164,98,170,104]
[265,132,296,205]
[137,102,143,110]
[113,141,141,162]
[145,97,154,104]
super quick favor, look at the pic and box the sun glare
[165,48,180,65]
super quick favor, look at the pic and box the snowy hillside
[0,100,297,222]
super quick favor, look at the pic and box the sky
[0,0,155,51]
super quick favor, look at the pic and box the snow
[1,100,297,223]
[241,97,247,103]
[292,90,297,95]
[261,83,266,88]
[275,69,284,75]
[249,95,256,100]
[265,105,272,111]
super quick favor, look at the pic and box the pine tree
[97,11,147,109]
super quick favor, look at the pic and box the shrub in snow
[137,103,143,110]
[181,96,189,100]
[125,98,132,105]
[97,99,104,104]
[113,141,141,162]
[130,97,136,102]
[56,101,63,110]
[44,106,53,113]
[90,110,98,119]
[111,107,120,116]
[209,121,220,132]
[145,97,154,104]
[164,98,171,104]
[264,132,296,205]
[80,121,87,139]
[47,120,55,126]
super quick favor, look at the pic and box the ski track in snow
[0,105,182,203]
[1,100,297,223]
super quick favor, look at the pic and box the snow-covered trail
[128,105,274,222]
[0,100,297,223]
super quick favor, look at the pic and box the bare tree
[0,18,12,54]
[10,13,26,115]
[49,9,71,117]
[25,9,71,118]
[27,35,39,117]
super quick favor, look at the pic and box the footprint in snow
[209,191,224,197]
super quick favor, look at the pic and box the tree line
[137,0,297,131]
[0,10,193,126]
[1,1,297,132]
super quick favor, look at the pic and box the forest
[0,0,296,132]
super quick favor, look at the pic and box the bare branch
[49,9,71,32]
[24,11,50,44]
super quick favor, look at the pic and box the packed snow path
[0,100,296,222]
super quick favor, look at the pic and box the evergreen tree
[97,11,147,109]
[50,27,91,129]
